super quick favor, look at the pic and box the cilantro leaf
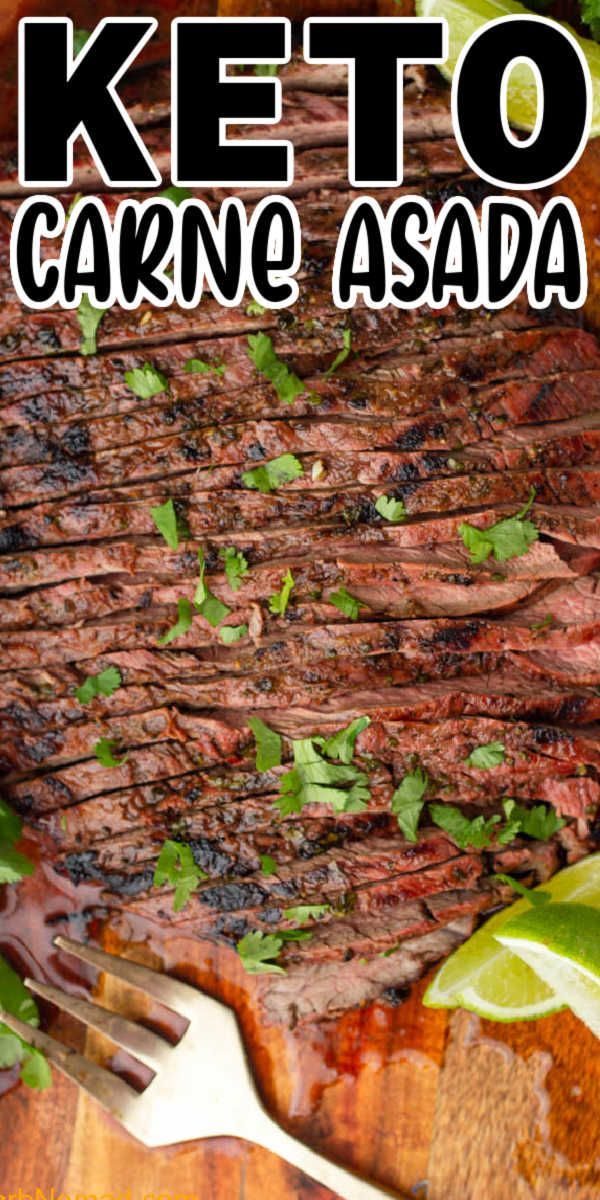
[72,28,91,55]
[248,717,282,772]
[492,873,551,906]
[150,498,181,550]
[94,738,128,769]
[236,931,286,975]
[184,357,225,377]
[75,666,122,706]
[20,1046,52,1090]
[329,586,365,620]
[194,554,231,626]
[283,905,330,923]
[219,546,248,592]
[324,328,352,377]
[259,854,278,875]
[242,454,303,494]
[158,597,193,646]
[465,741,505,770]
[375,495,406,524]
[428,803,501,849]
[268,569,295,616]
[154,839,208,913]
[159,186,192,205]
[581,0,600,39]
[276,737,370,816]
[247,299,266,316]
[124,362,169,399]
[77,294,106,356]
[0,953,50,1089]
[391,768,428,842]
[459,488,538,564]
[247,333,305,404]
[501,799,565,842]
[0,800,34,883]
[219,624,248,644]
[0,845,35,885]
[320,716,370,764]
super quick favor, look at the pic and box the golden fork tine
[53,935,198,1017]
[0,1009,138,1121]
[25,978,169,1073]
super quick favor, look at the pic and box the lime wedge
[416,0,600,137]
[423,853,600,1021]
[496,902,600,1038]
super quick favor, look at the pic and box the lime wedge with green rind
[496,901,600,1038]
[424,853,600,1021]
[416,0,600,137]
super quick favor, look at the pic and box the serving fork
[1,935,399,1200]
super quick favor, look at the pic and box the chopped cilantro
[93,738,128,769]
[77,294,106,356]
[0,953,50,1090]
[124,362,169,399]
[324,328,352,377]
[375,495,406,524]
[241,453,303,494]
[194,551,231,626]
[159,186,192,205]
[391,768,428,842]
[158,597,193,645]
[276,738,370,816]
[75,666,122,705]
[255,63,279,76]
[318,716,370,764]
[329,586,365,620]
[465,741,505,770]
[0,800,34,884]
[184,357,225,377]
[268,569,295,615]
[72,28,91,55]
[581,0,600,39]
[492,873,551,906]
[459,488,538,563]
[259,854,278,875]
[248,717,282,772]
[219,624,248,644]
[246,299,266,316]
[219,546,248,592]
[236,931,286,975]
[247,333,305,404]
[428,803,501,849]
[501,799,565,842]
[154,839,207,912]
[531,613,554,635]
[150,498,180,550]
[283,905,330,923]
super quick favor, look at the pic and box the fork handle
[247,1110,400,1199]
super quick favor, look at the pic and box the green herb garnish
[259,854,278,875]
[283,905,330,923]
[329,586,365,620]
[219,624,248,644]
[158,597,193,645]
[159,186,192,205]
[194,550,231,626]
[428,803,502,849]
[75,666,122,706]
[276,738,370,816]
[465,741,505,769]
[268,569,295,616]
[154,840,208,912]
[151,498,181,550]
[236,931,286,975]
[248,717,282,772]
[459,488,538,564]
[492,874,551,906]
[391,768,428,842]
[324,328,352,377]
[124,362,169,399]
[93,738,128,769]
[241,454,303,494]
[318,716,370,764]
[0,954,50,1090]
[184,358,225,377]
[375,495,406,524]
[247,333,305,404]
[219,546,248,592]
[77,294,106,356]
